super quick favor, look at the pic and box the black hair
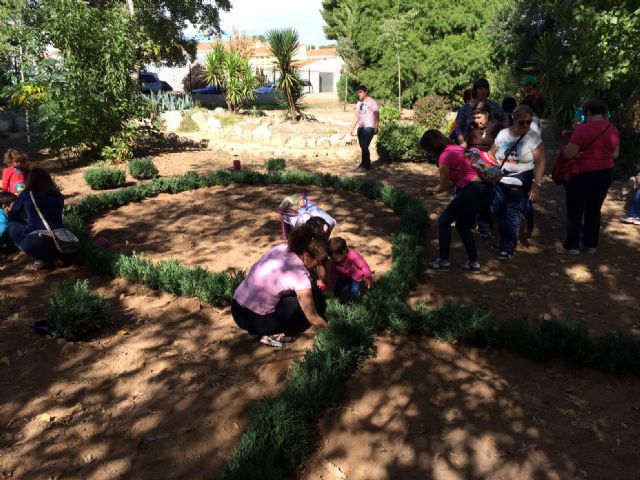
[0,193,15,208]
[501,97,517,115]
[287,224,329,259]
[305,216,330,239]
[356,84,368,93]
[25,167,58,194]
[582,98,609,117]
[471,78,490,99]
[328,236,348,254]
[471,100,490,115]
[420,129,450,157]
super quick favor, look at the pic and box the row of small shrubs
[84,158,158,190]
[264,158,286,172]
[49,280,110,340]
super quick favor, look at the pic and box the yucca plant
[267,28,304,121]
[204,42,257,112]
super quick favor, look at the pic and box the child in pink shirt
[327,237,373,303]
[2,148,28,196]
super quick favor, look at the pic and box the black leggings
[231,287,326,337]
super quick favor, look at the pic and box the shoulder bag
[30,191,80,255]
[552,123,611,185]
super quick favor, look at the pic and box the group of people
[1,149,69,269]
[421,76,624,273]
[231,204,373,347]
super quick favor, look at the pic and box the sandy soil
[2,104,640,479]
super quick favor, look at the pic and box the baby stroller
[278,193,336,240]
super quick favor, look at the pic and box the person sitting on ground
[422,129,495,274]
[6,167,67,270]
[621,173,640,225]
[327,236,373,304]
[231,224,329,347]
[2,148,29,196]
[455,78,509,147]
[489,104,547,260]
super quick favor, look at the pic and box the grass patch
[49,280,110,340]
[83,167,126,190]
[219,114,244,127]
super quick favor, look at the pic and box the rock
[286,136,307,149]
[206,116,222,131]
[342,134,354,145]
[161,111,183,132]
[329,134,342,146]
[190,110,208,130]
[273,148,284,157]
[317,137,330,147]
[306,137,317,148]
[213,107,225,114]
[252,123,271,142]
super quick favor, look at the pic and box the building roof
[306,47,337,57]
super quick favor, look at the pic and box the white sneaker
[555,243,579,255]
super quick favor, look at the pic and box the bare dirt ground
[2,102,640,479]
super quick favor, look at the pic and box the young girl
[327,237,373,303]
[2,148,29,196]
[0,193,13,255]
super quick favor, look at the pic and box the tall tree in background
[267,28,304,121]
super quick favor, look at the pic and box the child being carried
[327,237,373,304]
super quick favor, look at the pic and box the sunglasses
[517,120,532,126]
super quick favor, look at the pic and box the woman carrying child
[421,129,495,273]
[231,224,328,347]
[327,237,373,303]
[2,148,29,195]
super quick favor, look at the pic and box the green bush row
[83,167,126,190]
[376,123,424,162]
[49,280,110,340]
[388,302,640,376]
[264,158,286,172]
[128,157,159,180]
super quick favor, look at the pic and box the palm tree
[267,28,303,121]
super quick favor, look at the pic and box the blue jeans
[334,276,362,303]
[439,181,494,262]
[7,222,59,262]
[493,170,534,254]
[357,127,375,169]
[627,188,640,219]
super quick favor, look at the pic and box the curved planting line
[61,169,640,479]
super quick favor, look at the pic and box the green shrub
[379,106,401,126]
[128,157,159,180]
[413,94,453,131]
[49,280,110,340]
[83,167,126,190]
[264,158,286,171]
[376,123,423,162]
[179,112,199,132]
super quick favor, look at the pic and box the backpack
[464,148,502,183]
[278,193,336,239]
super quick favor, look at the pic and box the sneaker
[425,258,451,271]
[259,334,293,347]
[584,247,597,255]
[479,231,493,239]
[620,216,640,225]
[461,260,481,273]
[498,250,513,260]
[555,243,579,255]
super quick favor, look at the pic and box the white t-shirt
[494,128,542,174]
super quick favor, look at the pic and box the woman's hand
[297,288,327,330]
[529,184,541,201]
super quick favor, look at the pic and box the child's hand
[365,278,373,289]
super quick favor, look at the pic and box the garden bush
[49,280,110,340]
[264,158,286,172]
[83,167,126,190]
[376,123,423,162]
[413,94,453,131]
[379,106,401,126]
[128,157,159,180]
[181,63,209,94]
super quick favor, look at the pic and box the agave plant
[266,28,304,121]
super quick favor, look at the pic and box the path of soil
[2,104,640,478]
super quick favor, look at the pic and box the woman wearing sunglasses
[489,104,547,260]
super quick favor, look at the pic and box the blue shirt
[0,209,7,237]
[8,189,64,234]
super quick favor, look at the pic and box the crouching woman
[231,224,328,347]
[421,129,495,274]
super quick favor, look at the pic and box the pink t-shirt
[329,249,372,284]
[439,145,476,188]
[355,97,379,128]
[569,120,619,172]
[233,244,311,315]
[1,166,26,195]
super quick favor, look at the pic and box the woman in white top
[489,104,547,260]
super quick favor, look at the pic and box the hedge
[376,123,424,162]
[128,157,159,180]
[83,167,126,190]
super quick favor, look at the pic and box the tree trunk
[397,52,401,112]
[287,87,298,121]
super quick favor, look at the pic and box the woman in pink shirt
[559,99,620,254]
[231,225,328,347]
[327,237,373,303]
[421,129,495,273]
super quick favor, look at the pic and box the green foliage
[128,157,158,180]
[179,112,199,132]
[49,280,110,340]
[379,106,401,126]
[83,167,126,190]
[413,94,453,131]
[148,91,194,112]
[264,158,286,172]
[267,28,305,121]
[336,74,359,103]
[203,42,257,112]
[376,123,423,162]
[181,63,208,93]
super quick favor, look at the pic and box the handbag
[30,191,80,254]
[552,123,611,185]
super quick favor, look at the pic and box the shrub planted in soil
[264,158,286,171]
[49,280,110,340]
[83,167,126,190]
[376,123,424,162]
[128,157,159,180]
